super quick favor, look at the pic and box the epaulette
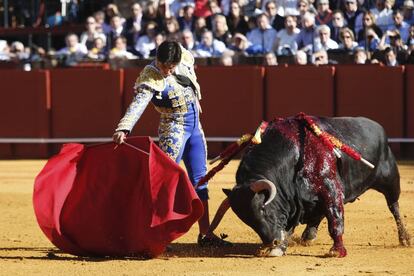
[135,65,166,92]
[180,46,195,67]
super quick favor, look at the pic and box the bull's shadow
[162,242,258,258]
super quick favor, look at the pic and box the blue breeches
[158,103,208,200]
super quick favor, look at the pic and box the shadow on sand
[0,242,335,261]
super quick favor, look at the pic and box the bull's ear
[222,188,232,197]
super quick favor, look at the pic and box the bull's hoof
[300,238,315,247]
[399,232,411,247]
[325,246,347,258]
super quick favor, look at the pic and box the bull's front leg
[323,179,347,258]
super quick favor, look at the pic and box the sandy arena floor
[0,159,413,275]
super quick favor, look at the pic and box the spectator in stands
[181,29,197,50]
[295,49,308,64]
[343,0,363,35]
[0,40,10,61]
[263,51,278,65]
[109,36,137,60]
[389,9,410,42]
[80,16,107,50]
[94,10,110,34]
[315,0,333,26]
[220,51,234,66]
[296,12,317,54]
[314,24,339,51]
[274,15,300,56]
[228,32,251,56]
[264,0,285,31]
[212,14,232,46]
[106,15,127,51]
[57,33,88,66]
[124,3,144,50]
[143,1,164,27]
[194,17,208,41]
[408,25,414,50]
[402,0,414,25]
[338,27,359,51]
[370,0,394,32]
[170,0,195,17]
[331,10,348,43]
[242,0,263,18]
[281,0,302,17]
[149,32,167,57]
[178,4,196,31]
[357,11,383,43]
[9,41,29,61]
[164,17,181,41]
[66,0,81,23]
[104,4,124,32]
[226,1,250,35]
[157,0,172,24]
[312,49,329,65]
[87,37,106,60]
[297,0,316,28]
[354,47,368,63]
[358,27,381,51]
[384,46,399,65]
[135,21,159,58]
[195,28,227,57]
[205,0,223,29]
[379,29,409,63]
[246,13,278,55]
[46,9,64,27]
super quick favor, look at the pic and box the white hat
[404,0,414,8]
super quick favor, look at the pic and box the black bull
[224,116,411,257]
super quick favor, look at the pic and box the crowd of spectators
[1,0,414,67]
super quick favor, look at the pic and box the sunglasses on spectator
[345,1,356,4]
[315,56,324,60]
[342,35,351,38]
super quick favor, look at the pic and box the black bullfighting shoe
[197,233,233,248]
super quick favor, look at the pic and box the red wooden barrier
[406,65,414,138]
[122,68,159,137]
[403,65,414,157]
[265,65,335,120]
[0,70,50,158]
[196,66,265,136]
[335,65,404,138]
[50,69,122,138]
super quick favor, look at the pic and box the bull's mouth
[256,239,285,257]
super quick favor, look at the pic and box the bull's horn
[249,179,277,206]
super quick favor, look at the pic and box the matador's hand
[112,131,126,145]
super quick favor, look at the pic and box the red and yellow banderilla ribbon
[299,113,375,169]
[194,121,268,189]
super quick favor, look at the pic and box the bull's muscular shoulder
[320,116,385,134]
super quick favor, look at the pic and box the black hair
[156,40,182,64]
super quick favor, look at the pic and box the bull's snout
[256,240,285,257]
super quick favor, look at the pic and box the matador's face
[156,61,178,77]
